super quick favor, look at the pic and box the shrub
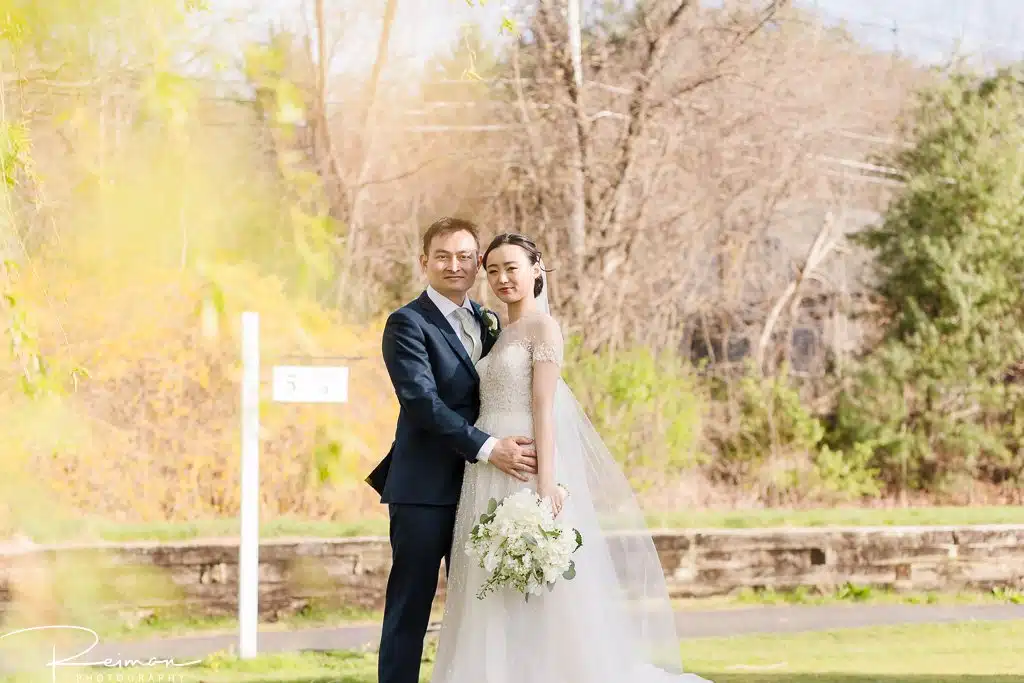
[4,258,397,526]
[562,338,705,489]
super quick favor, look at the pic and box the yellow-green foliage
[562,338,705,489]
[2,257,398,528]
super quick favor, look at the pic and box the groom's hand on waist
[486,437,538,481]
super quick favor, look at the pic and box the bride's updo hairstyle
[483,233,546,297]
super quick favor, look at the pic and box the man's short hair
[422,217,481,256]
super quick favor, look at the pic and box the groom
[366,216,538,683]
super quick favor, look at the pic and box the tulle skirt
[430,410,712,683]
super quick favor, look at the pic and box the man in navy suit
[366,216,537,683]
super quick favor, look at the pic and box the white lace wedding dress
[431,311,712,683]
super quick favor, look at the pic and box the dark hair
[482,233,548,297]
[422,216,481,256]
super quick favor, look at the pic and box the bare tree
[309,0,348,218]
[334,0,401,310]
[484,1,797,344]
[468,1,924,357]
[755,211,840,373]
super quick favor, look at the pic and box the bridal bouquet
[464,488,583,601]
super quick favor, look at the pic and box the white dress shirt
[426,286,496,463]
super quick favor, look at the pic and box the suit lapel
[416,291,479,380]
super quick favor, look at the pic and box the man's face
[420,230,480,300]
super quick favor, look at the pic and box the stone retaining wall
[2,525,1022,619]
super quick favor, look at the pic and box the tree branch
[589,0,694,252]
[511,44,552,232]
[755,210,840,374]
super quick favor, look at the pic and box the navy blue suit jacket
[366,290,499,506]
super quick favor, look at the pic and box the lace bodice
[475,311,564,423]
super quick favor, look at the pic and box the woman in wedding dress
[431,233,712,683]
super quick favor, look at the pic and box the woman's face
[485,244,540,305]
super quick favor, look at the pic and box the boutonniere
[480,308,500,337]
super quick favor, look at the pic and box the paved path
[70,603,1024,663]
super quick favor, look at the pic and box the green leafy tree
[831,67,1024,497]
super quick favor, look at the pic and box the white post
[239,312,260,659]
[567,0,583,90]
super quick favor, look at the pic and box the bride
[430,233,712,683]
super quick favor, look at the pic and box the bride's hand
[540,483,568,517]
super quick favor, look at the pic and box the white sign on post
[238,312,351,660]
[272,365,349,404]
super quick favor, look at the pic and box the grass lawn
[20,620,1024,683]
[94,604,389,641]
[39,505,1024,543]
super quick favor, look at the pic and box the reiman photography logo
[0,625,203,683]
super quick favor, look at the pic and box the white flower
[480,308,500,336]
[464,488,584,601]
[484,550,501,573]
